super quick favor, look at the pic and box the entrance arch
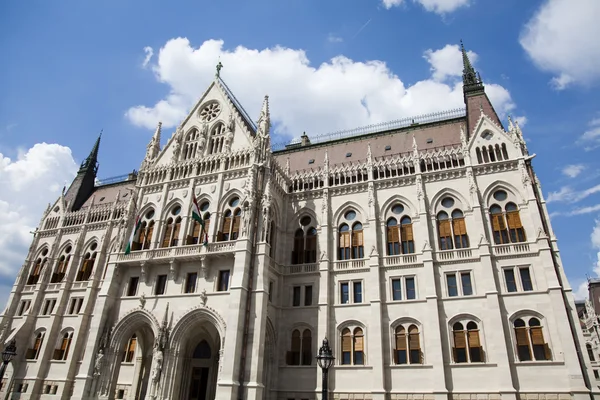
[166,307,225,400]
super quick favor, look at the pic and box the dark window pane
[447,274,458,297]
[354,351,364,365]
[405,278,416,300]
[341,283,349,304]
[218,270,230,292]
[533,345,546,361]
[409,349,421,364]
[304,286,312,306]
[397,349,407,364]
[185,273,197,294]
[520,268,533,291]
[342,351,351,365]
[293,286,301,307]
[127,277,139,297]
[155,275,167,295]
[455,348,467,363]
[504,269,517,292]
[461,273,473,296]
[518,345,532,361]
[469,347,482,362]
[392,279,402,301]
[353,281,362,303]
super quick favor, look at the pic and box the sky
[1,0,600,310]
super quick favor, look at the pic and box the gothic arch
[185,125,203,140]
[160,199,184,220]
[57,240,74,255]
[390,317,422,330]
[332,201,367,227]
[82,236,100,252]
[379,195,417,219]
[290,207,319,233]
[217,189,244,214]
[34,245,50,259]
[508,309,546,323]
[482,180,526,208]
[109,308,161,351]
[169,306,227,352]
[189,193,213,213]
[428,188,471,216]
[137,202,158,218]
[448,313,482,326]
[336,319,366,332]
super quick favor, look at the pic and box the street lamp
[316,337,334,400]
[0,340,16,389]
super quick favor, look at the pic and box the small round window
[199,102,221,122]
[300,216,312,226]
[493,190,507,201]
[146,209,155,219]
[229,197,240,207]
[441,197,455,208]
[392,204,404,215]
[172,206,182,216]
[90,243,98,251]
[65,246,72,254]
[41,248,49,256]
[345,210,356,220]
[200,202,210,212]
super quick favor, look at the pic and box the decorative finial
[216,60,223,78]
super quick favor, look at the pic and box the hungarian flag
[192,192,208,246]
[124,215,141,254]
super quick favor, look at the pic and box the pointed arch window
[451,210,469,249]
[351,222,364,259]
[514,317,551,361]
[27,331,45,360]
[489,198,526,244]
[76,251,96,281]
[394,324,422,364]
[437,212,453,250]
[135,209,156,250]
[386,219,400,255]
[53,331,73,360]
[292,219,318,264]
[28,257,46,285]
[189,201,211,245]
[339,224,351,260]
[287,328,312,365]
[51,253,71,283]
[452,321,484,363]
[123,334,137,363]
[218,197,241,241]
[400,217,415,254]
[209,122,227,155]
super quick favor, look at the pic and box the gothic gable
[468,112,520,163]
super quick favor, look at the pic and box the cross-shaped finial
[216,61,223,78]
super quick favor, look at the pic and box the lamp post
[0,340,16,389]
[316,337,334,400]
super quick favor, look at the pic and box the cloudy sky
[1,0,600,308]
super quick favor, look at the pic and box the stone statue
[200,289,207,306]
[151,349,164,382]
[139,293,146,309]
[171,130,183,162]
[94,349,105,376]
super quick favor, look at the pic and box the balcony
[278,263,319,275]
[115,241,236,265]
[434,248,477,263]
[491,242,535,257]
[333,259,368,271]
[383,254,420,267]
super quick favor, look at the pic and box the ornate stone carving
[199,255,207,278]
[139,293,146,309]
[200,289,207,306]
[94,349,105,376]
[169,258,179,281]
[171,128,183,162]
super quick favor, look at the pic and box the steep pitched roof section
[274,116,465,173]
[460,41,503,137]
[216,77,257,133]
[64,133,101,211]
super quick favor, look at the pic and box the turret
[64,133,101,211]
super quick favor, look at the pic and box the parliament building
[0,46,597,400]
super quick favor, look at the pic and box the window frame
[450,318,485,364]
[389,276,417,301]
[286,328,313,366]
[337,210,365,261]
[392,322,423,365]
[217,270,230,292]
[155,274,168,295]
[291,284,314,307]
[339,324,366,366]
[445,270,474,297]
[512,315,552,362]
[502,265,535,293]
[339,279,364,305]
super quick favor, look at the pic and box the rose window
[199,102,221,122]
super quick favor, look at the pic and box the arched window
[386,219,400,255]
[161,205,182,247]
[53,331,73,360]
[400,217,415,254]
[123,334,137,363]
[183,128,200,160]
[341,326,365,365]
[76,251,96,281]
[501,143,509,160]
[209,122,227,155]
[351,222,364,259]
[218,197,241,241]
[476,148,483,164]
[339,224,351,260]
[27,331,45,360]
[51,245,71,283]
[489,190,527,244]
[394,323,422,364]
[451,210,469,249]
[505,202,526,243]
[292,217,318,264]
[514,317,551,361]
[189,203,211,245]
[28,248,48,285]
[287,328,312,365]
[437,212,453,250]
[587,343,596,362]
[452,320,484,363]
[132,208,156,251]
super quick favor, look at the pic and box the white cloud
[577,117,600,151]
[520,0,600,90]
[592,219,600,276]
[382,0,471,14]
[142,46,154,68]
[0,143,77,278]
[547,184,600,204]
[562,164,586,178]
[514,116,527,127]
[424,44,477,82]
[327,34,343,43]
[125,38,515,144]
[573,280,589,301]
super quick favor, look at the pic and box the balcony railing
[491,242,533,256]
[333,259,367,271]
[434,248,475,262]
[383,254,420,267]
[115,241,236,263]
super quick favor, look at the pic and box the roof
[81,179,136,208]
[274,114,465,173]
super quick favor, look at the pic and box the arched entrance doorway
[187,340,215,400]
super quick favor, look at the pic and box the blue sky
[1,0,600,305]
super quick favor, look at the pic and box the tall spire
[461,40,484,95]
[79,131,101,173]
[257,95,270,137]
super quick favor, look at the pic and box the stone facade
[0,51,597,400]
